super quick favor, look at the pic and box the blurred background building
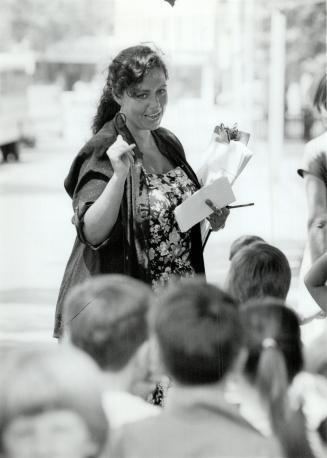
[1,0,325,142]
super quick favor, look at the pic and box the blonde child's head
[0,345,109,458]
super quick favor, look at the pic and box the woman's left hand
[205,199,230,231]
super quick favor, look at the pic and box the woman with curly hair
[54,45,229,338]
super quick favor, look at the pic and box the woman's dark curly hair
[92,45,168,134]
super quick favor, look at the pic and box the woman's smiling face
[117,67,168,132]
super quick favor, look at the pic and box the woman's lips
[145,111,161,120]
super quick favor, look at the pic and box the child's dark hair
[64,274,152,371]
[227,242,291,302]
[229,234,265,260]
[151,278,242,385]
[92,45,168,134]
[241,299,315,458]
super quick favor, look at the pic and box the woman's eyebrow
[134,83,167,93]
[134,88,149,93]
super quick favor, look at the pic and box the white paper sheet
[197,140,253,187]
[174,176,236,232]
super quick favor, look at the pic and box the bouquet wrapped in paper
[197,124,252,187]
[174,124,253,241]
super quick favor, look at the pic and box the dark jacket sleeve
[64,127,121,250]
[297,143,327,187]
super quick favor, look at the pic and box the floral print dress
[137,166,197,289]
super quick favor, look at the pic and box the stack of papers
[174,127,253,234]
[174,176,235,233]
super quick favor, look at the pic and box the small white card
[174,176,236,232]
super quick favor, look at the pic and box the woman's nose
[148,94,161,109]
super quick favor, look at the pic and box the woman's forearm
[305,252,327,287]
[83,173,126,245]
[305,175,327,262]
[304,252,327,313]
[308,219,327,262]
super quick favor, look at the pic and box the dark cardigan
[54,119,205,337]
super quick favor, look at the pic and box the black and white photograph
[0,0,326,456]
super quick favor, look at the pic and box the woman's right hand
[106,134,136,179]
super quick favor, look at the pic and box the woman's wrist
[111,171,128,184]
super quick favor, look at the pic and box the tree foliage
[286,2,326,79]
[0,0,115,51]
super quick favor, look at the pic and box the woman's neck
[125,121,152,149]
